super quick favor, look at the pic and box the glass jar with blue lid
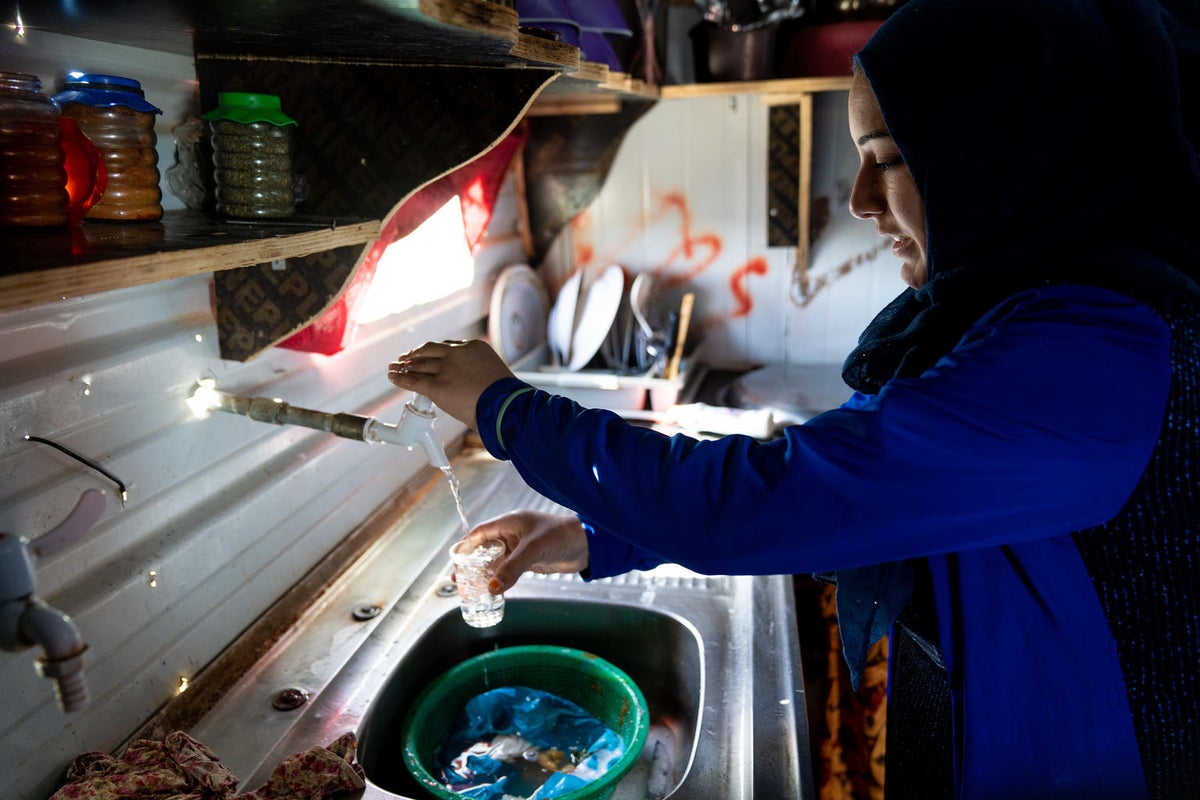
[54,72,163,221]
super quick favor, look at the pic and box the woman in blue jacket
[389,1,1200,796]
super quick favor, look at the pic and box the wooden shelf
[27,0,615,76]
[529,74,850,115]
[25,1,516,64]
[660,76,853,99]
[0,212,381,312]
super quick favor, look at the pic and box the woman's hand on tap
[387,339,515,430]
[459,510,590,594]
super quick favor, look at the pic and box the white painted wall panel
[785,91,908,363]
[544,90,908,369]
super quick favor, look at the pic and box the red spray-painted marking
[650,192,723,288]
[729,257,769,318]
[565,191,781,324]
[571,212,595,268]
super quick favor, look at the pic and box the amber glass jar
[0,71,68,227]
[55,73,163,221]
[203,92,297,219]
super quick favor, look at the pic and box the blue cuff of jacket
[477,377,536,460]
[580,517,665,579]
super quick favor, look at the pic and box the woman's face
[847,71,928,289]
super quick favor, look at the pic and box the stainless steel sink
[187,453,813,799]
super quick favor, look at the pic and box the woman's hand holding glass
[456,510,590,594]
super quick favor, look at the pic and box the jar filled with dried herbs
[203,92,297,219]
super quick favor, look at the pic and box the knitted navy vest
[886,302,1200,799]
[1071,301,1200,799]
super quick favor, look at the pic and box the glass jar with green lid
[202,92,297,219]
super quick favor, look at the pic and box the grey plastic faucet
[0,489,103,713]
[363,393,450,469]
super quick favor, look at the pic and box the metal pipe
[194,383,449,469]
[210,390,371,441]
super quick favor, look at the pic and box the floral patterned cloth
[798,578,887,800]
[50,730,364,800]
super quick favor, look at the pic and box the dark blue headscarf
[843,0,1200,394]
[833,0,1200,688]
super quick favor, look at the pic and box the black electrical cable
[24,435,129,504]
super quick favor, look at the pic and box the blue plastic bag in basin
[435,686,626,799]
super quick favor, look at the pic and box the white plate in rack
[567,264,625,372]
[488,264,549,365]
[547,269,582,367]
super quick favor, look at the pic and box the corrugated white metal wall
[0,34,533,799]
[542,91,906,367]
[1,233,523,800]
[1,285,517,800]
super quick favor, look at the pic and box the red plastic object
[278,126,529,356]
[59,117,107,227]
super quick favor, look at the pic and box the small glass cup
[449,539,505,628]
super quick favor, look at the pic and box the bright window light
[355,195,476,324]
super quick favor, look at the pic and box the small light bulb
[148,570,158,588]
[195,334,203,343]
[177,676,190,694]
[187,379,221,419]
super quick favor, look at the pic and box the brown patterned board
[195,60,556,360]
[768,103,801,247]
[214,246,365,360]
[196,62,556,220]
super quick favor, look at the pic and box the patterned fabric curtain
[796,578,888,800]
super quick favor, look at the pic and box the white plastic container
[511,345,687,416]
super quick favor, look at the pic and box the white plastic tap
[0,489,103,713]
[363,393,450,469]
